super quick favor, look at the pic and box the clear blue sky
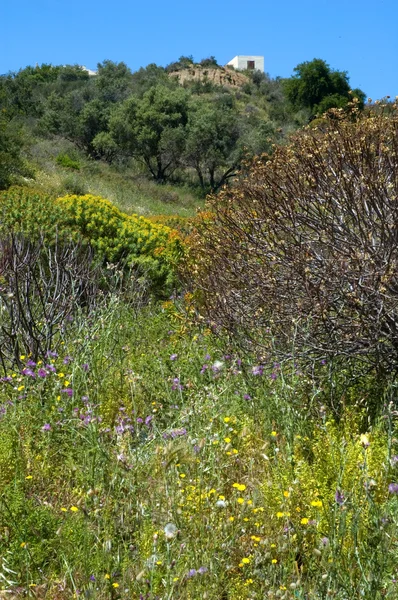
[2,0,397,100]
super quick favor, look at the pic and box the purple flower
[89,575,96,582]
[22,368,36,378]
[391,455,398,465]
[45,364,56,373]
[252,365,264,376]
[38,368,47,378]
[270,372,278,380]
[82,363,89,372]
[42,423,51,431]
[320,536,329,547]
[26,359,36,367]
[243,394,252,401]
[136,417,143,424]
[61,388,73,397]
[335,489,345,505]
[145,415,153,426]
[200,364,208,374]
[63,356,73,365]
[204,354,211,361]
[187,569,197,578]
[171,377,183,391]
[388,483,398,495]
[198,566,208,574]
[46,350,58,358]
[170,354,178,361]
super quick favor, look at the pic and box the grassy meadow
[1,102,398,600]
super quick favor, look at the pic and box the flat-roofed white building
[226,55,264,72]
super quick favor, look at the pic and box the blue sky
[2,0,397,100]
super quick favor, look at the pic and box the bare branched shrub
[188,101,398,373]
[0,234,106,372]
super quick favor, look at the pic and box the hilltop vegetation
[0,56,365,201]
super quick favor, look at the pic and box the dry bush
[187,101,398,373]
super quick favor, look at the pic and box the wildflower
[271,431,277,437]
[70,506,79,512]
[212,360,224,372]
[164,523,178,539]
[243,394,252,401]
[82,363,89,372]
[112,583,119,588]
[61,388,73,397]
[198,566,208,574]
[252,365,264,376]
[38,368,47,378]
[187,569,197,578]
[216,500,226,508]
[388,483,398,494]
[170,354,178,361]
[242,557,250,564]
[271,559,278,564]
[276,512,285,518]
[390,455,398,466]
[22,368,35,378]
[300,518,309,525]
[223,417,231,423]
[283,491,290,498]
[237,497,245,505]
[63,356,73,365]
[42,423,51,431]
[104,574,110,580]
[232,483,246,491]
[58,373,65,378]
[224,437,231,443]
[360,434,370,448]
[311,500,323,507]
[335,489,345,505]
[17,385,25,392]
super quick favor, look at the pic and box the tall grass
[0,294,397,599]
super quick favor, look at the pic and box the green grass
[26,138,204,218]
[0,294,397,599]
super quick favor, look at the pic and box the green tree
[96,60,133,103]
[0,118,25,189]
[184,96,241,191]
[110,85,189,182]
[283,58,365,116]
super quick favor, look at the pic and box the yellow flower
[58,373,65,378]
[360,434,370,448]
[104,574,110,580]
[233,483,246,491]
[237,497,245,505]
[271,431,277,437]
[112,583,119,588]
[20,542,27,548]
[25,475,33,480]
[224,437,231,443]
[70,506,79,512]
[224,417,231,423]
[61,508,67,512]
[311,500,323,508]
[17,385,25,392]
[20,355,25,360]
[229,516,235,522]
[276,512,284,518]
[179,474,186,478]
[218,495,225,501]
[242,557,250,564]
[272,559,278,564]
[300,517,309,525]
[283,491,290,498]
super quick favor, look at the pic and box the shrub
[57,194,185,295]
[56,152,80,170]
[187,101,398,375]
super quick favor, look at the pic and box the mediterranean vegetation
[0,54,397,599]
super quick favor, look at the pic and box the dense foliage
[187,101,398,380]
[0,57,365,192]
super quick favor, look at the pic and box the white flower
[164,522,178,540]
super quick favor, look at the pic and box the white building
[226,55,264,72]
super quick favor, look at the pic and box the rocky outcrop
[169,65,248,89]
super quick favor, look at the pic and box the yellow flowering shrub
[56,194,185,295]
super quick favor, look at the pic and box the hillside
[168,64,249,88]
